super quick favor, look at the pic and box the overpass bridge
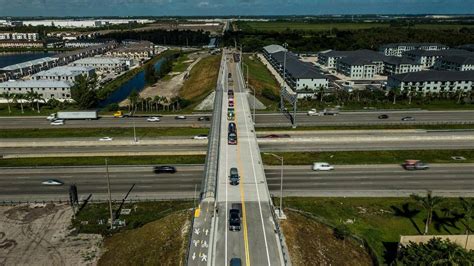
[187,50,290,265]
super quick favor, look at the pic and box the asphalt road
[2,110,474,129]
[1,164,473,201]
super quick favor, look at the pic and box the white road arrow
[202,240,208,248]
[192,252,196,260]
[193,240,199,247]
[205,229,209,236]
[194,228,200,235]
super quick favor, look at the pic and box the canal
[98,58,166,108]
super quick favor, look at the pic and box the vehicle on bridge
[229,167,239,185]
[50,119,65,126]
[228,98,234,107]
[402,160,429,170]
[147,117,160,122]
[230,258,242,266]
[47,111,98,120]
[228,132,237,145]
[401,116,415,121]
[228,89,234,97]
[228,108,235,120]
[228,122,237,134]
[378,114,389,119]
[41,179,64,186]
[229,203,242,231]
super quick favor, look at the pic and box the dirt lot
[281,210,373,266]
[0,204,102,266]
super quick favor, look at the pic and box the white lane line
[238,78,271,265]
[224,70,229,266]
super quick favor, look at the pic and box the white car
[41,179,64,186]
[99,137,113,141]
[50,119,64,126]
[307,109,321,116]
[312,162,334,171]
[193,134,208,140]
[147,117,160,122]
[175,115,186,120]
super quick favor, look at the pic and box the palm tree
[25,90,37,112]
[411,191,444,235]
[1,92,13,114]
[459,197,473,249]
[456,89,465,104]
[318,85,325,103]
[13,93,25,114]
[391,87,401,105]
[146,97,152,112]
[33,92,44,113]
[153,95,161,111]
[128,90,139,113]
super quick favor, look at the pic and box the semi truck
[47,111,98,121]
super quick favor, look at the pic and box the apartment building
[0,80,73,100]
[387,70,474,93]
[318,49,385,74]
[404,49,472,68]
[31,66,95,82]
[0,40,43,48]
[379,43,448,57]
[434,55,474,71]
[337,57,376,79]
[383,56,423,75]
[0,32,39,41]
[70,57,130,73]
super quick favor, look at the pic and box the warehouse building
[70,57,130,73]
[434,55,474,71]
[379,43,448,57]
[383,56,423,75]
[0,80,73,100]
[387,71,474,93]
[32,66,95,82]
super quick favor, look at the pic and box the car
[228,132,237,145]
[307,108,320,116]
[175,115,186,120]
[41,179,64,186]
[262,134,291,138]
[378,114,389,119]
[147,117,160,122]
[99,137,113,141]
[154,166,177,174]
[50,119,64,126]
[229,167,239,185]
[402,160,430,170]
[401,116,415,121]
[229,208,241,231]
[312,162,334,171]
[230,258,242,266]
[193,134,208,140]
[198,116,210,121]
[46,114,56,121]
[228,122,237,133]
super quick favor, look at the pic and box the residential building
[70,57,130,73]
[0,80,73,100]
[32,66,95,82]
[337,57,376,79]
[0,40,43,48]
[383,56,423,75]
[317,49,385,74]
[434,55,474,71]
[380,43,448,57]
[53,41,118,65]
[0,32,39,41]
[0,57,59,80]
[64,40,110,48]
[387,71,474,94]
[404,49,472,68]
[106,41,155,61]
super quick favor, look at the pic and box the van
[229,167,239,185]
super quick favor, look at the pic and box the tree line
[98,29,211,47]
[225,26,474,52]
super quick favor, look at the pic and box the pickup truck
[113,111,132,118]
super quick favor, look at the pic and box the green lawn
[0,127,208,138]
[0,155,205,167]
[244,54,280,110]
[282,197,474,264]
[261,150,474,165]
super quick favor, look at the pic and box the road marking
[224,83,229,266]
[238,70,272,265]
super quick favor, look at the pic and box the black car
[154,166,177,174]
[230,258,242,266]
[229,208,241,231]
[228,122,237,133]
[229,167,239,185]
[378,114,389,119]
[198,116,210,121]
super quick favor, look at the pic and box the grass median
[282,197,474,264]
[262,150,474,165]
[0,127,209,138]
[0,155,206,167]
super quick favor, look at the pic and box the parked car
[154,166,177,174]
[401,116,415,121]
[147,117,160,122]
[312,162,334,171]
[402,160,429,170]
[50,119,64,126]
[193,134,208,140]
[229,167,239,185]
[175,115,186,120]
[378,114,389,119]
[99,137,113,141]
[41,179,64,186]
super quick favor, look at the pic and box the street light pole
[264,153,285,219]
[133,120,137,143]
[105,158,114,229]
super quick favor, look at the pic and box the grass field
[0,127,208,138]
[179,55,221,109]
[0,155,205,167]
[238,21,474,32]
[283,197,474,264]
[243,54,280,110]
[261,150,474,165]
[98,210,191,265]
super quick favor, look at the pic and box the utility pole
[105,158,114,229]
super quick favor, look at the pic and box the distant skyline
[0,0,473,17]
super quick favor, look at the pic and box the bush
[334,224,351,240]
[105,103,120,111]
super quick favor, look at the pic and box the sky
[0,0,473,17]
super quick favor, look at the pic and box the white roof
[32,66,94,77]
[263,44,288,54]
[1,57,58,71]
[72,57,127,65]
[0,80,72,88]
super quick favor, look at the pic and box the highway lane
[1,164,473,201]
[2,110,474,129]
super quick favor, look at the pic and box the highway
[1,164,473,201]
[2,110,474,129]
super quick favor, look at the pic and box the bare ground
[281,210,373,266]
[0,204,102,266]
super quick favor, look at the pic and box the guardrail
[269,202,292,266]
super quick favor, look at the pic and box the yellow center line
[232,65,251,266]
